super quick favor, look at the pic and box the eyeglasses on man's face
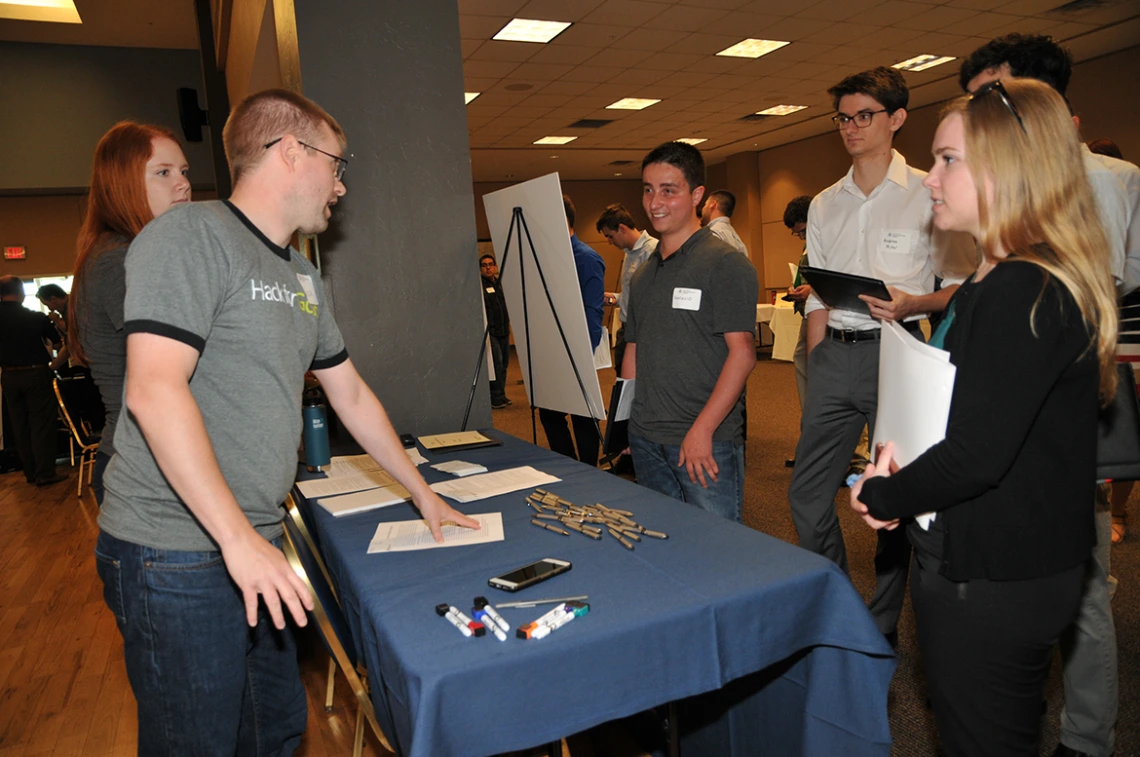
[264,137,349,181]
[970,80,1026,134]
[831,109,888,129]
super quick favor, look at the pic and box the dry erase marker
[448,605,486,637]
[473,597,511,633]
[435,603,473,638]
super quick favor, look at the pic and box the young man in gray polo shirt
[622,141,758,522]
[95,89,477,755]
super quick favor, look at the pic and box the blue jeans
[95,530,307,756]
[629,433,744,523]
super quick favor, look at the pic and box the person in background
[94,89,478,755]
[68,121,192,504]
[538,195,606,466]
[0,275,66,487]
[36,283,70,372]
[597,202,657,372]
[699,189,748,254]
[782,194,812,468]
[852,78,1117,757]
[479,253,511,409]
[623,142,758,522]
[960,33,1140,757]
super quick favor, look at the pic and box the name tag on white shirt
[879,229,916,254]
[485,287,495,294]
[672,287,702,311]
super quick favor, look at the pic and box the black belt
[0,364,48,371]
[827,322,921,343]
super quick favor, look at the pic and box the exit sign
[4,246,25,260]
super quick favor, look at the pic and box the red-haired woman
[70,122,191,504]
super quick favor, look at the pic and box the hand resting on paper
[849,441,901,531]
[860,287,916,321]
[415,490,480,543]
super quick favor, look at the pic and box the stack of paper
[431,460,488,477]
[297,454,414,518]
[871,321,957,529]
[429,466,560,503]
[368,512,504,553]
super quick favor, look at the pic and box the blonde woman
[850,79,1117,756]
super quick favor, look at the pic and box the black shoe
[36,473,68,486]
[1051,744,1110,757]
[884,629,898,650]
[491,401,509,409]
[785,457,796,468]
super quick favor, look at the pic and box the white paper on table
[871,321,957,529]
[406,446,428,466]
[431,460,488,477]
[296,469,399,499]
[593,327,612,370]
[429,466,560,503]
[326,454,384,478]
[788,262,798,282]
[367,512,504,553]
[318,485,412,517]
[613,379,635,422]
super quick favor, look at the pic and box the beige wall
[0,196,87,278]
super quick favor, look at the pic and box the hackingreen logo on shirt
[249,278,317,316]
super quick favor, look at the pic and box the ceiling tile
[849,26,927,47]
[614,27,693,51]
[464,77,503,92]
[677,0,755,10]
[993,0,1064,14]
[541,79,603,95]
[938,11,1023,36]
[669,31,752,56]
[458,0,528,15]
[893,5,978,32]
[796,0,889,22]
[550,21,632,47]
[647,5,728,32]
[586,47,657,67]
[516,0,607,21]
[525,93,576,107]
[528,44,599,64]
[560,64,630,82]
[684,55,753,73]
[981,14,1058,37]
[462,39,484,58]
[861,1,930,25]
[581,0,675,26]
[469,40,546,62]
[801,22,886,47]
[464,60,524,78]
[607,67,674,85]
[512,62,579,79]
[637,50,707,70]
[460,15,512,40]
[697,10,788,37]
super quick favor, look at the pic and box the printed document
[317,485,412,517]
[430,466,560,503]
[871,321,957,529]
[367,512,504,553]
[296,469,399,499]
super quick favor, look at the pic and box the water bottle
[302,400,331,472]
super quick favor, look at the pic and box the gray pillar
[293,0,490,436]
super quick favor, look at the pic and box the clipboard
[602,379,634,456]
[799,265,892,313]
[417,430,502,454]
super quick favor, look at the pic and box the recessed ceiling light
[614,172,623,176]
[755,105,808,116]
[676,138,707,145]
[892,54,956,72]
[717,39,790,59]
[493,18,571,44]
[464,92,480,104]
[0,0,80,23]
[550,155,559,159]
[606,98,661,111]
[534,136,577,145]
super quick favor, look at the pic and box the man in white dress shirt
[597,203,658,372]
[700,190,748,255]
[787,67,977,645]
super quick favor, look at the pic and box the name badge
[296,273,319,304]
[485,287,495,294]
[879,229,916,254]
[672,287,701,311]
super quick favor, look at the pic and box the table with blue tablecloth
[295,432,895,757]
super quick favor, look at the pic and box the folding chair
[53,376,101,498]
[281,494,395,757]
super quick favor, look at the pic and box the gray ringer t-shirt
[625,227,758,445]
[99,200,347,551]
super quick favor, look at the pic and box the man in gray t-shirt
[94,89,478,756]
[624,142,758,523]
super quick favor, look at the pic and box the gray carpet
[488,348,1139,757]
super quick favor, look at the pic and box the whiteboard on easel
[482,173,605,420]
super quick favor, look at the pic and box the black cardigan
[859,260,1097,581]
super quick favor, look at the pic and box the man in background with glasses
[961,33,1139,757]
[95,88,477,755]
[787,67,976,647]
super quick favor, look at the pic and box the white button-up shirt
[706,216,748,255]
[804,149,978,331]
[617,230,658,321]
[1082,145,1139,291]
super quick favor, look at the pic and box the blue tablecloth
[296,432,895,757]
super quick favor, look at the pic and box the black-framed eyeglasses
[971,80,1026,134]
[831,109,888,129]
[264,137,349,180]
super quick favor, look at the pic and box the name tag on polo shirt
[485,287,496,294]
[672,287,702,311]
[296,274,319,304]
[879,229,916,254]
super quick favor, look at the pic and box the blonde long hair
[944,79,1118,402]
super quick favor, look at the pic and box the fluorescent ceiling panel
[0,0,80,23]
[716,39,790,59]
[465,92,481,104]
[892,55,956,72]
[755,105,808,116]
[676,138,707,145]
[493,18,571,44]
[606,98,661,110]
[534,136,577,144]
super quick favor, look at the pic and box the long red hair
[69,121,180,364]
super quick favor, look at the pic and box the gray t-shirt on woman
[75,240,128,457]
